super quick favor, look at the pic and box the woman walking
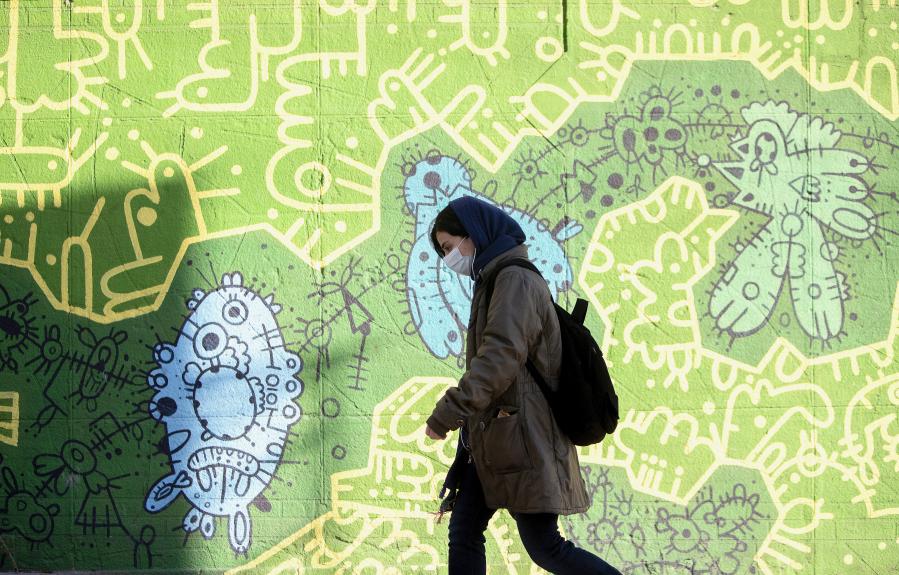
[424,196,622,575]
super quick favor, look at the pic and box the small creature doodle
[0,286,38,373]
[0,456,59,552]
[401,151,580,360]
[145,272,303,554]
[710,101,876,343]
[563,466,769,574]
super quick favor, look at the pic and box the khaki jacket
[427,245,589,514]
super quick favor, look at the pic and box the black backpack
[484,258,619,446]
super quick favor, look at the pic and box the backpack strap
[483,258,541,305]
[572,298,588,324]
[482,258,554,398]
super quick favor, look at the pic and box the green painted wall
[0,1,897,573]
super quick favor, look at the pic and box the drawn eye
[94,345,112,368]
[29,511,48,534]
[571,127,588,145]
[154,344,175,364]
[193,323,228,359]
[43,340,62,360]
[222,300,248,325]
[520,159,539,179]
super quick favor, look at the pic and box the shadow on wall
[0,176,308,572]
[0,182,170,570]
[143,264,305,564]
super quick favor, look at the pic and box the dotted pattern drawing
[0,3,896,574]
[0,0,896,323]
[709,101,877,344]
[576,176,899,573]
[399,148,579,362]
[145,272,303,555]
[420,61,899,362]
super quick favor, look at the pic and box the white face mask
[443,240,475,276]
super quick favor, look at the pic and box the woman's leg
[514,512,622,575]
[447,464,497,575]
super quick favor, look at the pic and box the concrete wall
[0,1,897,573]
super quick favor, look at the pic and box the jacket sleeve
[426,270,538,436]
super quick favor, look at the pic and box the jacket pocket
[523,389,568,461]
[482,406,532,474]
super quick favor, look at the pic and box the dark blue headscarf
[449,196,525,280]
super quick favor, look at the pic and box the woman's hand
[425,425,446,440]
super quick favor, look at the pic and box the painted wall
[0,1,897,573]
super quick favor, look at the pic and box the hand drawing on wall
[32,440,157,568]
[0,458,59,555]
[598,87,689,185]
[69,327,133,412]
[294,253,404,391]
[561,465,770,575]
[527,85,691,218]
[400,149,580,361]
[0,285,38,373]
[710,101,878,344]
[0,456,55,566]
[26,324,142,434]
[145,272,303,554]
[509,118,607,212]
[0,392,18,446]
[0,278,150,458]
[0,0,110,208]
[0,2,897,572]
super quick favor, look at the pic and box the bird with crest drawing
[710,101,879,345]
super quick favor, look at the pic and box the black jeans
[447,463,622,575]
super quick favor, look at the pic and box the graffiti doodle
[145,272,303,554]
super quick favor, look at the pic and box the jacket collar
[475,244,530,285]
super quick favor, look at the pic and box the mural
[0,1,897,573]
[144,272,303,555]
[401,151,579,363]
[710,101,876,344]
